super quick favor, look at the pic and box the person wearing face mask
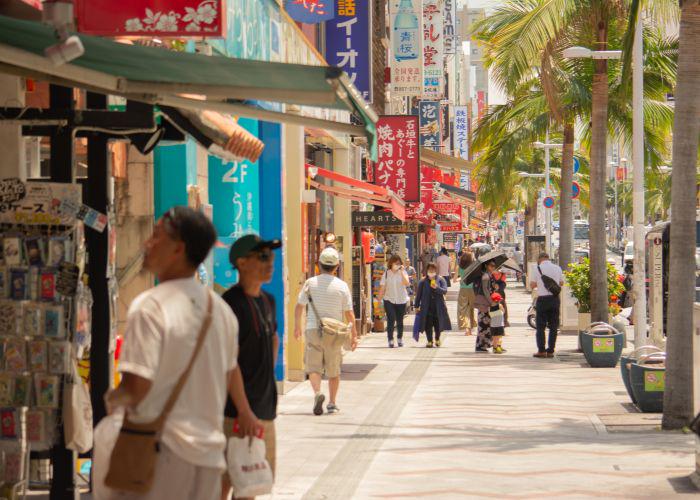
[413,263,451,348]
[378,254,411,348]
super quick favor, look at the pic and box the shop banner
[375,116,420,202]
[285,0,335,23]
[443,0,456,54]
[352,211,403,227]
[422,0,443,99]
[454,105,469,159]
[389,0,423,96]
[438,222,462,232]
[418,101,441,151]
[325,0,372,102]
[76,0,224,36]
[405,164,438,223]
[0,182,81,226]
[432,201,461,218]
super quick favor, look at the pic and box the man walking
[221,233,282,500]
[436,247,451,287]
[530,252,564,358]
[294,247,358,415]
[105,207,260,500]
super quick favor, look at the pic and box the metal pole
[614,172,618,249]
[545,130,552,257]
[632,14,647,348]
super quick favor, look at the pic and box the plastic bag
[227,435,273,498]
[63,362,93,453]
[92,409,124,500]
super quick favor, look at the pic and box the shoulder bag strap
[305,286,324,326]
[537,264,546,279]
[155,290,213,427]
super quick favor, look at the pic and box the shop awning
[307,166,405,221]
[439,183,477,203]
[0,15,377,155]
[420,148,473,174]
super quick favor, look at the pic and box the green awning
[0,15,376,153]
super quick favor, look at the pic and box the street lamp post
[610,161,619,249]
[533,134,563,258]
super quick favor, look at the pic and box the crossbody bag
[306,287,352,340]
[538,264,562,296]
[104,291,213,494]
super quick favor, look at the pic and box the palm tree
[662,0,700,430]
[472,0,677,322]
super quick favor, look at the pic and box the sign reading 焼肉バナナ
[375,116,420,203]
[352,211,403,227]
[75,0,224,36]
[325,0,372,102]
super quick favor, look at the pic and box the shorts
[305,328,344,378]
[491,326,505,337]
[223,417,276,478]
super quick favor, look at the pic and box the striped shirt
[298,274,353,329]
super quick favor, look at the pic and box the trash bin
[619,346,663,404]
[630,362,665,413]
[580,324,624,368]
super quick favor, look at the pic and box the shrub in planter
[565,258,624,314]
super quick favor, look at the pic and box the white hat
[319,247,340,266]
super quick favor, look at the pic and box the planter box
[630,363,665,413]
[578,312,592,333]
[619,355,637,404]
[579,331,624,368]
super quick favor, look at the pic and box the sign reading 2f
[222,163,249,184]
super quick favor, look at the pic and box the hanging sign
[375,116,420,202]
[0,182,81,226]
[422,0,444,99]
[438,222,461,232]
[325,0,372,102]
[75,0,224,36]
[352,211,403,227]
[418,101,441,151]
[443,0,456,54]
[454,106,469,160]
[432,201,461,218]
[285,0,335,23]
[389,0,423,96]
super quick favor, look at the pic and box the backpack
[538,264,561,297]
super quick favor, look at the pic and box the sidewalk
[271,281,696,499]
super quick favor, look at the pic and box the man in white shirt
[530,252,564,358]
[105,207,260,500]
[436,247,452,287]
[294,247,358,416]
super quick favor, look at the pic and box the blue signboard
[286,0,335,23]
[418,100,440,151]
[325,0,372,102]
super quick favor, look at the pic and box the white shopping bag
[91,410,124,500]
[227,435,273,498]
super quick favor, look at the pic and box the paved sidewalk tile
[270,282,696,499]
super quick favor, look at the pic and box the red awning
[306,165,405,221]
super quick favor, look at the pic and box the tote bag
[227,435,273,497]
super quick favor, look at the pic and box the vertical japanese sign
[325,0,372,102]
[209,118,261,288]
[422,0,443,98]
[285,0,335,23]
[454,105,469,159]
[406,165,438,223]
[418,101,441,151]
[443,0,456,54]
[389,0,423,96]
[375,116,420,202]
[440,101,450,153]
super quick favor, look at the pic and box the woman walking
[457,252,477,335]
[379,254,410,348]
[414,263,452,348]
[474,260,497,352]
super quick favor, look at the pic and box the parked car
[623,242,634,265]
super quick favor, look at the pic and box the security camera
[45,35,85,66]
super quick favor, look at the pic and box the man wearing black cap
[220,233,281,500]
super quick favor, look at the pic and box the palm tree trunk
[589,17,610,324]
[559,122,575,271]
[662,0,700,430]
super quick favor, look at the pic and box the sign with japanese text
[352,211,403,226]
[326,0,372,102]
[418,101,441,151]
[0,182,81,226]
[443,0,456,54]
[76,0,224,36]
[375,116,420,202]
[389,0,423,96]
[285,0,335,23]
[406,164,438,223]
[477,90,486,120]
[454,105,469,159]
[440,101,450,152]
[422,0,443,98]
[438,222,462,232]
[432,201,461,218]
[372,221,423,233]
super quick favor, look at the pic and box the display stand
[0,181,91,499]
